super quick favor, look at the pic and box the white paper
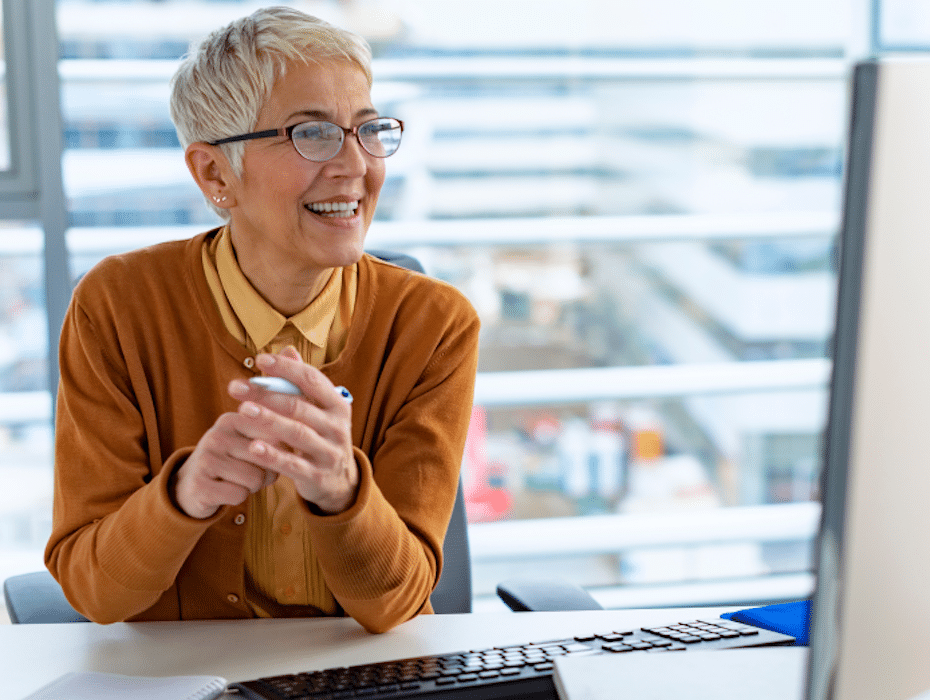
[22,671,228,700]
[553,647,808,700]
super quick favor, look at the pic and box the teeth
[307,201,359,217]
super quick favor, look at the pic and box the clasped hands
[174,347,357,519]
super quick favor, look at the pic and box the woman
[45,6,479,634]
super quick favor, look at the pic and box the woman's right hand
[173,407,277,519]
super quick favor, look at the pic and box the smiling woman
[44,6,480,634]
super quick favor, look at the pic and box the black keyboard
[231,618,795,700]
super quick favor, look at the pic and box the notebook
[22,671,227,700]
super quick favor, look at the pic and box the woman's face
[226,59,386,289]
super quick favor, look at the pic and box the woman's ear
[185,142,236,209]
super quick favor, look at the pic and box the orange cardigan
[46,230,479,632]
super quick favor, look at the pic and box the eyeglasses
[209,117,404,162]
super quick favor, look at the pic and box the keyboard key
[599,633,627,642]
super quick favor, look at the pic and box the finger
[175,457,257,518]
[199,449,271,494]
[198,414,277,491]
[228,377,301,405]
[245,437,351,502]
[230,380,351,450]
[234,401,328,462]
[254,353,345,412]
[203,478,253,507]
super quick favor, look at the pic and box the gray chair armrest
[496,577,604,612]
[3,571,90,624]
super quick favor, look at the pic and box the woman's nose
[325,134,368,176]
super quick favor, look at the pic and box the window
[0,0,887,613]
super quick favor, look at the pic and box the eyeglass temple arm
[209,128,284,146]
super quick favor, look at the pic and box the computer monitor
[807,57,930,700]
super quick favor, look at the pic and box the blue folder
[720,599,810,646]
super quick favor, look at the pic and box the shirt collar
[214,228,342,351]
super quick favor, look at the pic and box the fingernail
[256,353,275,368]
[229,380,249,397]
[250,441,267,456]
[241,402,260,417]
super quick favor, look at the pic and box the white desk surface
[2,607,787,699]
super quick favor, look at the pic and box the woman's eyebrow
[285,107,380,123]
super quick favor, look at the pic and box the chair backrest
[430,478,472,614]
[366,249,425,274]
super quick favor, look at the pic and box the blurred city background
[1,0,926,614]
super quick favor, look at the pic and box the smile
[306,201,359,218]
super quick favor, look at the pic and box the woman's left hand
[228,347,358,514]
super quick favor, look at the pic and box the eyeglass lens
[291,118,402,161]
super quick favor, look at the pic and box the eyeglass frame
[208,117,404,162]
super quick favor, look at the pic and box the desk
[1,608,791,699]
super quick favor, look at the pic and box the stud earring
[212,195,228,204]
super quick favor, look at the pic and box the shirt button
[244,357,255,369]
[234,514,246,525]
[227,594,240,604]
[280,523,292,535]
[283,586,296,599]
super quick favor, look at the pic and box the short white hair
[169,6,373,219]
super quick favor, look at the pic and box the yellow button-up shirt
[202,227,357,617]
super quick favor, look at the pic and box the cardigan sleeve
[305,285,481,633]
[44,291,220,624]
